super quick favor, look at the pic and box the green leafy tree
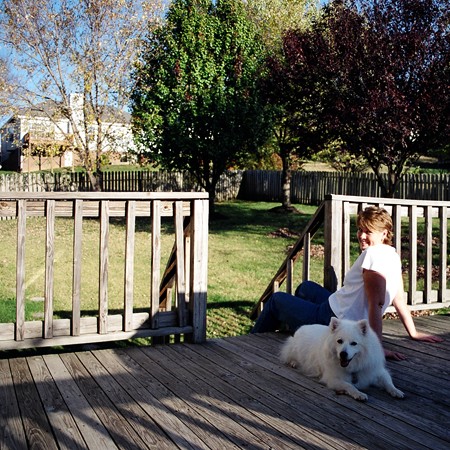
[245,0,319,55]
[247,0,321,211]
[320,145,368,173]
[262,25,331,210]
[131,0,272,213]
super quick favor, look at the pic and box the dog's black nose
[340,351,348,360]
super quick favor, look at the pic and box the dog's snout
[340,351,348,360]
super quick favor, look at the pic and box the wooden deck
[1,314,449,450]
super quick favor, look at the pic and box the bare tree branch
[1,0,164,186]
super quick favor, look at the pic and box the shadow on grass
[109,201,317,241]
[207,300,254,315]
[209,201,313,234]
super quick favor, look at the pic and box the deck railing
[0,192,209,350]
[251,194,450,319]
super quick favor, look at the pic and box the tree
[131,0,272,214]
[262,24,331,210]
[0,0,163,188]
[246,0,321,211]
[245,0,319,55]
[0,57,16,124]
[283,0,449,197]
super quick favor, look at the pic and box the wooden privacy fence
[0,170,243,202]
[0,192,209,351]
[240,170,450,204]
[2,169,450,204]
[252,194,450,319]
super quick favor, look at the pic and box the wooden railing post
[72,199,83,336]
[174,201,187,327]
[323,196,342,292]
[408,205,418,305]
[15,200,26,341]
[124,200,136,332]
[151,200,161,329]
[99,200,109,334]
[189,199,209,343]
[439,206,448,303]
[44,199,55,338]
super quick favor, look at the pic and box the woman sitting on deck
[251,206,444,360]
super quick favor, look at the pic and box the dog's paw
[336,388,368,401]
[388,387,405,399]
[287,361,297,368]
[351,390,368,401]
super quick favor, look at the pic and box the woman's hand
[410,331,444,343]
[392,284,445,344]
[384,332,444,361]
[384,349,407,361]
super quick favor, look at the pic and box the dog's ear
[358,320,369,336]
[330,317,340,332]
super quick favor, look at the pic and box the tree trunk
[87,170,102,191]
[206,175,217,217]
[373,167,399,198]
[208,189,216,217]
[281,152,292,209]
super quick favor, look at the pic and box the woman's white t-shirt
[328,244,402,321]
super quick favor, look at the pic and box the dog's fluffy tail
[280,336,297,367]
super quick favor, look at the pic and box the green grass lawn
[207,201,321,337]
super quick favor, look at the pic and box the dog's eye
[337,339,343,344]
[350,342,357,346]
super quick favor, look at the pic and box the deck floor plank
[0,315,449,450]
[8,357,59,449]
[250,331,450,444]
[119,345,250,450]
[74,350,175,450]
[93,347,215,450]
[26,356,87,450]
[156,343,331,450]
[0,359,27,450]
[139,344,294,450]
[59,352,149,450]
[42,353,119,450]
[172,337,362,450]
[213,333,435,450]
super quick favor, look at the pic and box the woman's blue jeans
[251,280,335,333]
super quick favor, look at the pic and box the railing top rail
[325,194,450,207]
[0,191,209,201]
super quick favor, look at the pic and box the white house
[0,94,134,172]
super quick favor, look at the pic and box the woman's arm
[363,269,409,360]
[392,277,444,343]
[363,269,386,343]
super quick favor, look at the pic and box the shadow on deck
[1,314,449,449]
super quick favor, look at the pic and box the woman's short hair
[357,206,393,245]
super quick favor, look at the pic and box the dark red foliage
[266,0,449,197]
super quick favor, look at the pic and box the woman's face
[357,226,388,251]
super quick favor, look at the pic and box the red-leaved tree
[272,0,449,197]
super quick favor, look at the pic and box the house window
[6,127,16,142]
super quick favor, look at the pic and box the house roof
[13,98,131,125]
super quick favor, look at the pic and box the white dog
[280,317,405,401]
